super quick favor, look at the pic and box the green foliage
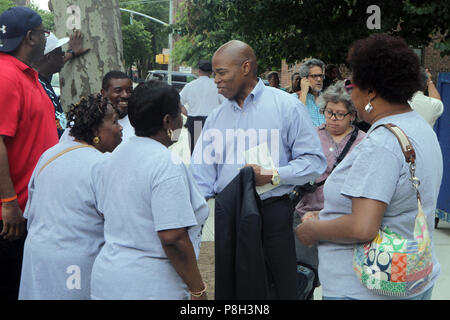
[174,0,450,71]
[119,0,170,78]
[0,0,15,14]
[122,20,152,69]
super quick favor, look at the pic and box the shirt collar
[39,73,52,84]
[229,78,265,111]
[0,52,35,73]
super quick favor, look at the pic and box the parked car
[145,70,198,92]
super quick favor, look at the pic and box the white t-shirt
[90,136,209,299]
[118,114,135,140]
[409,91,444,127]
[179,76,224,117]
[19,140,107,300]
[318,111,443,299]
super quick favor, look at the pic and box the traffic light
[156,53,169,64]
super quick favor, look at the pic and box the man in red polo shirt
[0,7,58,300]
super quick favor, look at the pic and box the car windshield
[147,71,197,83]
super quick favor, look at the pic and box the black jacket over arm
[214,167,270,300]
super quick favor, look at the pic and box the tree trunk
[50,0,124,111]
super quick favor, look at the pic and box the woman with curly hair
[18,94,122,299]
[296,34,443,300]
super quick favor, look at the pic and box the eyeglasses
[344,79,355,94]
[308,74,325,80]
[33,29,51,38]
[324,109,352,120]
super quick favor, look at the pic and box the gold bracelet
[189,282,207,297]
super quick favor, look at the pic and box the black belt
[261,194,290,207]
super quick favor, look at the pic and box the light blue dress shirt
[290,92,325,127]
[191,79,326,200]
[305,93,325,126]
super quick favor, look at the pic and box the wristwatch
[66,49,76,58]
[271,169,280,186]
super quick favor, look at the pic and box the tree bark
[50,0,124,111]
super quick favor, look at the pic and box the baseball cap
[198,60,212,72]
[0,7,42,53]
[44,32,69,55]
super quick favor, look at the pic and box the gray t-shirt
[90,136,209,300]
[318,111,443,299]
[19,141,106,300]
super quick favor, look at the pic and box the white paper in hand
[244,143,277,195]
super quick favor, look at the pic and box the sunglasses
[344,79,355,94]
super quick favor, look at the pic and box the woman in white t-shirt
[296,34,443,300]
[19,94,123,299]
[90,81,209,300]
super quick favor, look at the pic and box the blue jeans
[323,286,434,300]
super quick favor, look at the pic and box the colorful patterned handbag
[353,124,433,297]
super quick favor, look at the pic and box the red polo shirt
[0,53,59,220]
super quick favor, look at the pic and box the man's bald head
[212,40,260,104]
[214,40,257,77]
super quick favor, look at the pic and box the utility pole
[167,0,173,85]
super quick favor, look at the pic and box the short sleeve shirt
[317,112,443,299]
[90,136,209,299]
[0,53,58,219]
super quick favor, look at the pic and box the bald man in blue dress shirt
[191,40,326,299]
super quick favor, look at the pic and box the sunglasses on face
[344,79,355,94]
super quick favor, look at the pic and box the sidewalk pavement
[170,125,450,300]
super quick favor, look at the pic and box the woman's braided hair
[66,94,110,144]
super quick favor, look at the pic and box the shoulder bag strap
[376,123,422,203]
[333,126,360,169]
[38,144,95,177]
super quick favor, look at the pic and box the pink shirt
[295,124,366,217]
